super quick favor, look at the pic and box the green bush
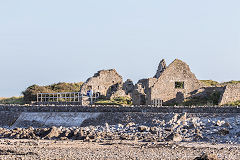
[22,82,83,103]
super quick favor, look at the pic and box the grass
[0,96,25,105]
[222,80,240,85]
[200,80,240,87]
[224,100,240,106]
[200,80,219,86]
[95,96,132,106]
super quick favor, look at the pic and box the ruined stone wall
[132,78,158,105]
[122,79,134,94]
[132,83,146,105]
[154,59,166,79]
[219,84,240,105]
[80,69,123,97]
[149,59,203,105]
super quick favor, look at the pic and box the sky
[0,0,240,97]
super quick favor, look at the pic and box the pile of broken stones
[0,113,239,144]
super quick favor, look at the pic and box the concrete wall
[0,111,21,127]
[11,112,100,128]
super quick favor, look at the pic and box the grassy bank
[0,96,24,105]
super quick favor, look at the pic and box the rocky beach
[0,112,240,159]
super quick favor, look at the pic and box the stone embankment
[0,104,240,113]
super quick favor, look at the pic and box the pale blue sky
[0,0,239,97]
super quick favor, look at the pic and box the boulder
[165,133,182,142]
[215,120,225,127]
[194,153,219,160]
[126,122,135,128]
[138,126,149,132]
[150,127,158,134]
[176,113,187,124]
[44,126,61,139]
[217,128,229,135]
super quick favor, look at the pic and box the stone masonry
[80,69,131,99]
[219,84,240,105]
[80,59,240,106]
[80,69,123,98]
[132,59,204,105]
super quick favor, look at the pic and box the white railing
[37,92,100,104]
[151,99,163,107]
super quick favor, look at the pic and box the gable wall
[148,60,202,104]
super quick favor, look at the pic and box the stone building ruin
[79,59,240,106]
[132,59,204,105]
[80,69,132,100]
[219,84,240,105]
[131,59,240,106]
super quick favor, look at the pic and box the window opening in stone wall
[175,82,184,89]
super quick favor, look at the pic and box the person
[87,89,93,97]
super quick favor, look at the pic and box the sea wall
[0,104,240,113]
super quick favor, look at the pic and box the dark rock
[217,128,229,135]
[194,153,219,160]
[164,124,173,132]
[184,123,196,130]
[150,127,158,134]
[165,133,182,142]
[193,133,204,141]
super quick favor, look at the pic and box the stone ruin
[132,59,204,105]
[154,59,166,79]
[80,59,240,106]
[80,69,133,101]
[219,83,240,105]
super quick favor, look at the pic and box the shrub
[22,82,83,103]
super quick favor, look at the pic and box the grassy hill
[22,82,83,103]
